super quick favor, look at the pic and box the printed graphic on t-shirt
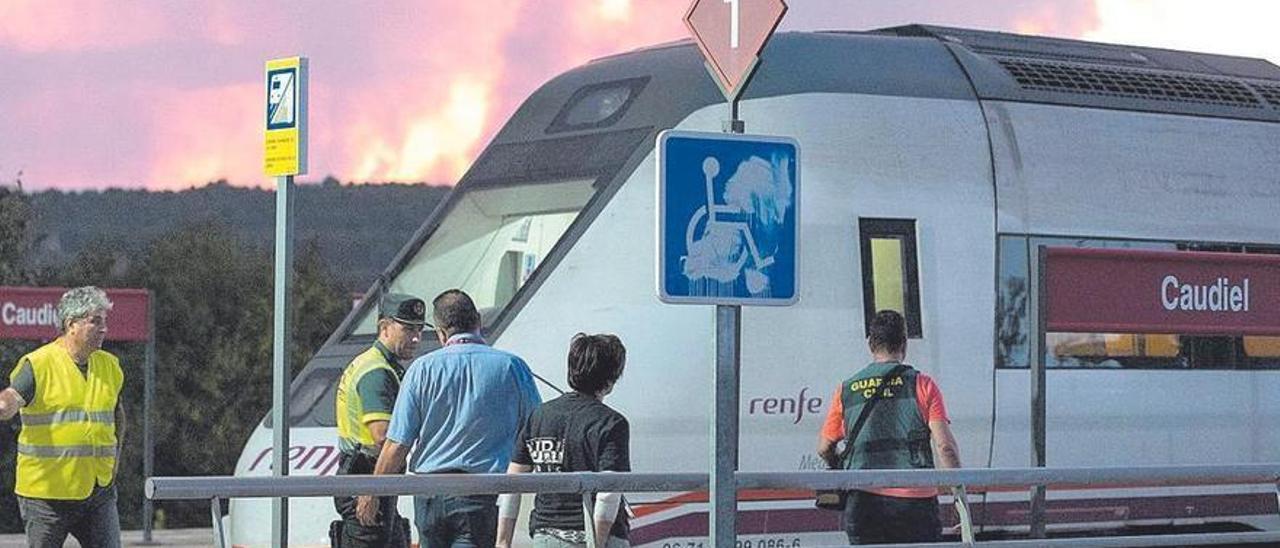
[526,437,565,472]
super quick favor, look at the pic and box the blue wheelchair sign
[657,130,799,305]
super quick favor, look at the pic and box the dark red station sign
[0,286,151,342]
[1044,247,1280,336]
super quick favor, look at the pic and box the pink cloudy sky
[2,0,1278,191]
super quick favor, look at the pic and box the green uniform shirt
[335,342,404,457]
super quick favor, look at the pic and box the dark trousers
[333,494,406,548]
[332,451,407,548]
[415,494,498,548]
[18,483,122,548]
[843,490,940,545]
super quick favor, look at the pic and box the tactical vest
[839,361,933,471]
[15,341,123,500]
[335,346,399,458]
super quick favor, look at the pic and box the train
[226,24,1280,546]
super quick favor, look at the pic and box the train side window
[995,236,1280,370]
[859,218,922,338]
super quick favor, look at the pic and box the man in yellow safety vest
[0,286,125,548]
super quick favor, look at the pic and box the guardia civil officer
[0,286,125,548]
[816,309,963,545]
[360,289,541,548]
[331,293,426,547]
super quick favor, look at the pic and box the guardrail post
[952,486,975,546]
[211,497,227,548]
[583,492,597,543]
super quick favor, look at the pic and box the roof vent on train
[1253,81,1280,108]
[876,24,1153,67]
[995,57,1263,109]
[873,24,1280,121]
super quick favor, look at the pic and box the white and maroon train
[226,25,1280,546]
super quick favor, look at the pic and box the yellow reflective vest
[334,346,398,457]
[15,341,123,500]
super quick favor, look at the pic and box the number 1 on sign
[723,0,739,48]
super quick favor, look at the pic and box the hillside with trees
[0,180,449,532]
[26,177,450,291]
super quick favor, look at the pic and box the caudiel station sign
[1044,247,1280,336]
[1161,276,1250,312]
[0,287,151,341]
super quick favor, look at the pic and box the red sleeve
[916,374,949,423]
[820,386,845,442]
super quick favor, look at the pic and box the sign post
[680,3,787,546]
[142,296,156,544]
[264,55,307,548]
[658,130,797,547]
[1029,250,1047,538]
[1033,247,1280,536]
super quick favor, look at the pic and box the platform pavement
[0,529,215,547]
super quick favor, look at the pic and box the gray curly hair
[57,286,113,333]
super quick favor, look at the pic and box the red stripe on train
[629,492,1279,545]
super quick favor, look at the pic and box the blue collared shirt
[387,333,542,474]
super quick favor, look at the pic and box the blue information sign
[657,130,799,305]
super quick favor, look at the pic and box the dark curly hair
[567,333,626,395]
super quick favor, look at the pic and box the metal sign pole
[142,293,156,543]
[271,174,295,547]
[264,54,304,547]
[710,99,745,548]
[712,304,740,548]
[1029,245,1048,538]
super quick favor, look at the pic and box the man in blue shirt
[359,289,541,548]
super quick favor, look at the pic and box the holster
[332,451,410,548]
[337,451,377,476]
[329,516,411,548]
[329,520,344,548]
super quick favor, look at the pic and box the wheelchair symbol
[681,156,777,294]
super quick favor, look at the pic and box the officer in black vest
[817,310,963,545]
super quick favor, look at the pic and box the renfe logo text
[749,387,823,424]
[1161,276,1250,312]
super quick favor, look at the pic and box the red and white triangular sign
[684,0,788,100]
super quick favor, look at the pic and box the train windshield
[350,178,597,336]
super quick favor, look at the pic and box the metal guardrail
[147,464,1280,548]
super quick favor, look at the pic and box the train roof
[328,25,1280,349]
[495,24,1280,150]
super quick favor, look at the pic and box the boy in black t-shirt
[497,333,630,548]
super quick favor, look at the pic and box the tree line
[26,177,449,291]
[0,183,391,531]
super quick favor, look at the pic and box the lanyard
[445,335,485,347]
